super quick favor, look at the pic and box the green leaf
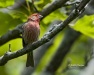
[0,0,14,8]
[35,0,52,10]
[71,15,94,38]
[0,11,22,35]
[43,10,67,24]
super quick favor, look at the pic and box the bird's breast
[23,22,40,44]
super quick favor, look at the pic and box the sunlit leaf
[35,0,52,10]
[71,15,94,38]
[43,10,67,24]
[0,0,14,8]
[0,11,22,35]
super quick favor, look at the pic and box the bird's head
[28,13,43,22]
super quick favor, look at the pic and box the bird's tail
[26,52,34,67]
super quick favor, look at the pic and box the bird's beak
[39,15,43,19]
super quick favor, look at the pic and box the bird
[22,13,43,67]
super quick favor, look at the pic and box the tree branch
[0,0,90,65]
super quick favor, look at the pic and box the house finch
[22,13,42,67]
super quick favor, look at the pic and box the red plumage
[22,13,42,67]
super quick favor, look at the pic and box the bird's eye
[31,16,36,20]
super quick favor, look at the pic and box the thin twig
[8,44,11,52]
[31,0,39,12]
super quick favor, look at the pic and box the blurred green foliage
[0,0,14,8]
[71,15,94,38]
[0,12,22,35]
[35,0,51,10]
[0,0,93,75]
